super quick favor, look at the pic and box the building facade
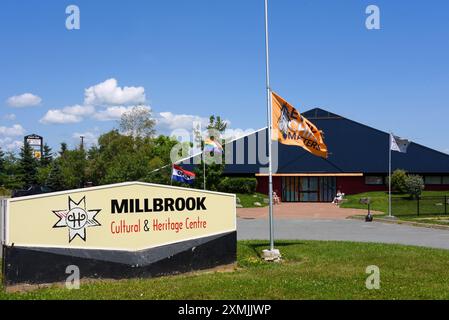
[183,108,449,202]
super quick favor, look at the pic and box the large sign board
[2,182,237,287]
[24,134,43,160]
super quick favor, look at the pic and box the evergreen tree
[59,142,68,157]
[19,141,38,188]
[0,147,5,185]
[41,143,53,167]
[46,160,65,191]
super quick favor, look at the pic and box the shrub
[218,177,257,194]
[405,175,425,199]
[0,186,11,196]
[390,169,408,193]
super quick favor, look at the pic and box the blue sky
[0,0,448,154]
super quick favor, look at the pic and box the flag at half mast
[271,92,328,158]
[390,134,410,153]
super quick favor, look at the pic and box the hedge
[218,177,257,194]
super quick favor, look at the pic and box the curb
[348,215,449,231]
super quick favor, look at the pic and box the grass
[236,193,269,208]
[2,240,449,300]
[393,216,449,227]
[341,191,449,215]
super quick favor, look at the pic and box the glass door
[282,176,336,202]
[299,177,319,202]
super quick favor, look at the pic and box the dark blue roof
[183,108,449,174]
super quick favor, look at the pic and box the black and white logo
[53,196,101,243]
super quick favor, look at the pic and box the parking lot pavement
[237,218,449,250]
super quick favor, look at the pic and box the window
[424,176,442,185]
[365,176,384,185]
[443,176,449,185]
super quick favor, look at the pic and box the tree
[46,160,65,191]
[119,106,156,138]
[59,148,88,189]
[405,175,425,199]
[1,152,23,190]
[193,115,227,191]
[41,143,53,167]
[59,142,68,157]
[207,115,228,133]
[19,141,38,188]
[391,169,408,194]
[86,130,177,186]
[0,147,5,186]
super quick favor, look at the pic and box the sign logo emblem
[53,196,101,243]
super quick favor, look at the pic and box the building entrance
[281,176,336,202]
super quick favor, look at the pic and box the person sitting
[273,191,281,205]
[332,190,344,205]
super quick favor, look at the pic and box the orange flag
[271,92,328,158]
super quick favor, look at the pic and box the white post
[264,0,275,252]
[389,133,392,217]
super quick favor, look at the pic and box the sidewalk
[237,202,380,220]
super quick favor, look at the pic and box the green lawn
[236,193,269,208]
[2,240,449,300]
[341,191,449,216]
[392,216,449,227]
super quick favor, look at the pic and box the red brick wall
[256,176,282,198]
[423,185,449,191]
[256,176,449,199]
[336,177,386,195]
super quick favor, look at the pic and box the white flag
[390,134,410,153]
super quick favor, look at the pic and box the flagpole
[264,0,275,252]
[388,132,392,218]
[203,150,206,190]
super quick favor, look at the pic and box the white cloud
[40,109,82,124]
[0,137,23,151]
[62,104,95,117]
[93,106,134,121]
[0,124,25,151]
[39,79,147,125]
[93,105,151,121]
[39,104,94,124]
[7,93,42,108]
[84,78,146,106]
[2,114,16,121]
[156,112,210,131]
[0,124,26,136]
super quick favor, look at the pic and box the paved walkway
[237,203,379,220]
[237,218,449,250]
